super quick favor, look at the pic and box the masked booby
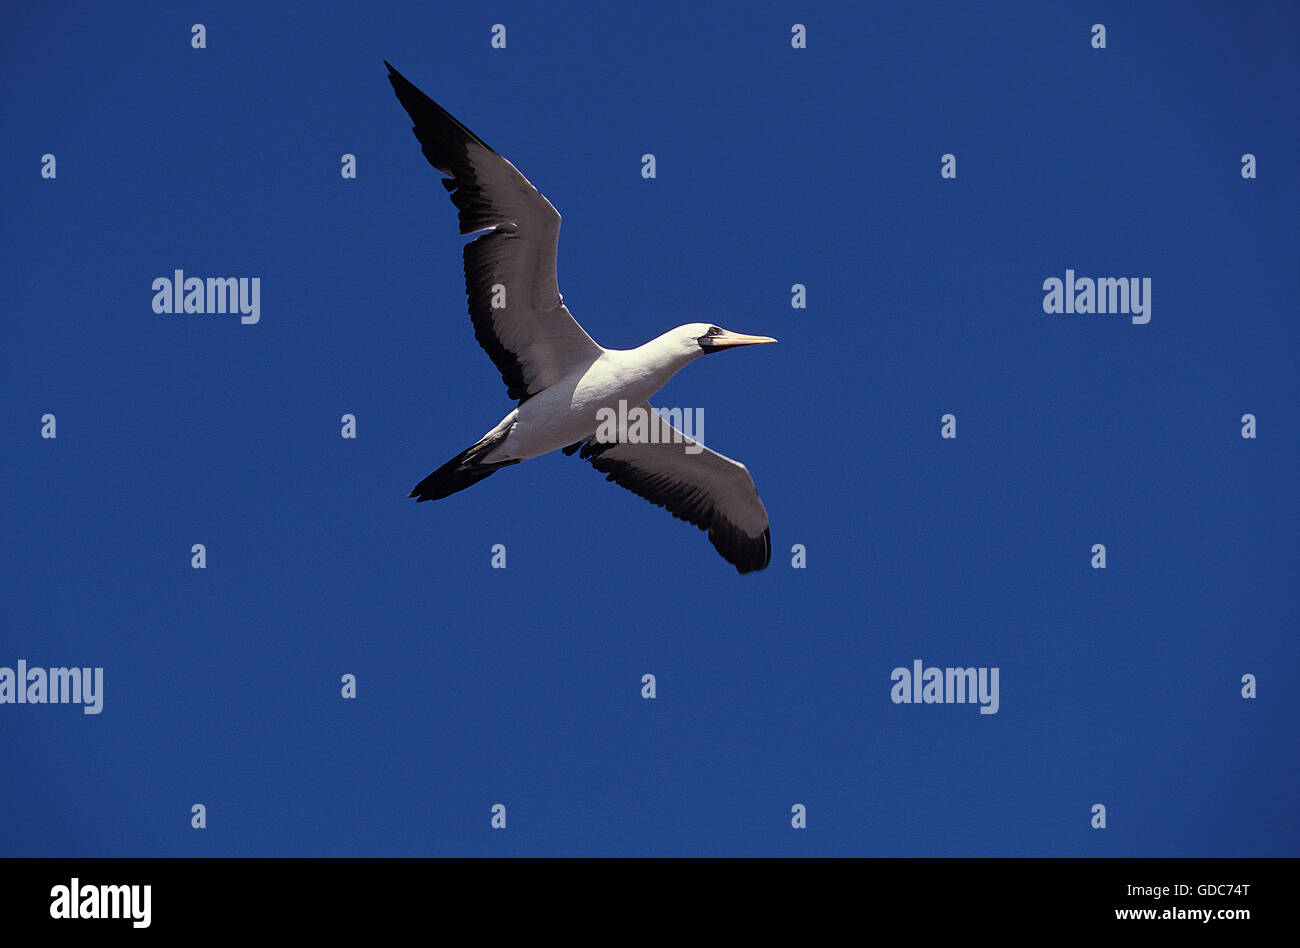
[386,62,776,573]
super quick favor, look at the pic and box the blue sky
[2,0,1296,856]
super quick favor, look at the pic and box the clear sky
[2,0,1296,856]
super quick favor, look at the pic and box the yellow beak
[709,331,777,348]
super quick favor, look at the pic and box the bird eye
[708,327,720,336]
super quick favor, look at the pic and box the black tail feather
[409,427,521,502]
[409,456,518,502]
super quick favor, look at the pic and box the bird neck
[628,333,703,384]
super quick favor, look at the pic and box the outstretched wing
[577,403,771,573]
[386,62,602,402]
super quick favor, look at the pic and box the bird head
[684,323,777,356]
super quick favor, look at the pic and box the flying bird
[386,62,776,573]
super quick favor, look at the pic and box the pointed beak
[707,331,778,349]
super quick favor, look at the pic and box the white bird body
[386,62,776,572]
[481,329,709,463]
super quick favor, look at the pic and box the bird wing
[577,403,771,573]
[386,62,603,403]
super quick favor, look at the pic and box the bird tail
[409,424,520,503]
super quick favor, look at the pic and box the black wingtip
[384,61,410,90]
